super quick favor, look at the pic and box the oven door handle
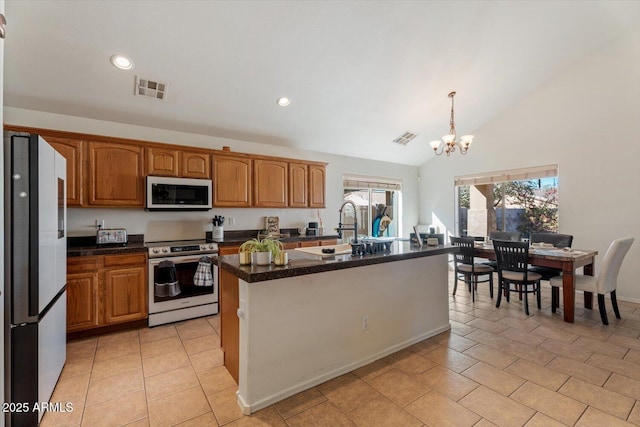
[149,255,216,265]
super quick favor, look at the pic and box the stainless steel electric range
[147,240,219,327]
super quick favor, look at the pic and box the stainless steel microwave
[146,176,213,211]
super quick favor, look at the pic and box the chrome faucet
[336,201,358,243]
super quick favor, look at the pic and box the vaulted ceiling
[4,1,639,165]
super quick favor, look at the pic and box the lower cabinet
[66,253,148,333]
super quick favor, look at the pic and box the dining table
[474,243,598,323]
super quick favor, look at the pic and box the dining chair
[483,231,523,269]
[528,232,574,280]
[550,237,634,325]
[493,239,542,315]
[450,236,494,302]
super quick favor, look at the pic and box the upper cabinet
[88,141,145,207]
[253,159,288,208]
[181,151,211,179]
[4,125,326,209]
[309,164,326,208]
[213,155,252,207]
[288,162,308,208]
[146,147,180,177]
[147,147,211,179]
[45,137,84,207]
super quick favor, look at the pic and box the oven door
[148,254,218,314]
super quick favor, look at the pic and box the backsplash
[67,207,329,242]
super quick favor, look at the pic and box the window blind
[343,174,402,191]
[454,164,558,187]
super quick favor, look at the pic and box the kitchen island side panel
[236,254,450,413]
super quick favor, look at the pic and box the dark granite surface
[218,242,458,283]
[206,229,340,246]
[67,234,147,257]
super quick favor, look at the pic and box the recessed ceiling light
[277,97,290,107]
[110,54,134,70]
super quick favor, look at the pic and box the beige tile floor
[42,275,640,426]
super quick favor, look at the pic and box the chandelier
[429,91,474,156]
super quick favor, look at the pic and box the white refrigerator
[4,132,67,427]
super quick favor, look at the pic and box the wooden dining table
[474,244,598,323]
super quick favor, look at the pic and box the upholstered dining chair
[451,236,494,302]
[493,239,542,315]
[528,232,574,280]
[550,237,634,325]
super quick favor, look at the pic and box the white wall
[418,27,640,301]
[3,107,419,241]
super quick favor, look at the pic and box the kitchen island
[218,241,457,414]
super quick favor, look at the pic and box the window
[455,165,558,238]
[342,175,402,242]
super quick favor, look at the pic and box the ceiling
[4,1,639,166]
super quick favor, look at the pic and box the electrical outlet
[228,217,235,226]
[362,315,368,330]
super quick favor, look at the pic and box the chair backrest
[450,236,476,266]
[489,231,522,241]
[493,239,530,274]
[596,237,634,293]
[530,232,573,248]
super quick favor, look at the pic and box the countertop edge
[219,245,457,283]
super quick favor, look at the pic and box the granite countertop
[218,241,458,283]
[67,234,147,257]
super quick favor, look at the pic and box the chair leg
[536,280,541,310]
[611,290,621,319]
[453,272,458,296]
[471,276,476,302]
[489,273,494,299]
[551,287,558,313]
[523,284,530,316]
[496,279,503,308]
[597,294,609,325]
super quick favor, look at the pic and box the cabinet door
[213,156,252,207]
[104,266,147,324]
[47,137,84,206]
[66,272,100,332]
[299,240,320,248]
[88,142,145,206]
[253,159,288,208]
[288,162,308,208]
[147,147,179,177]
[309,165,326,208]
[181,151,211,179]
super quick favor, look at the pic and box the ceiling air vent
[392,131,418,146]
[135,76,168,100]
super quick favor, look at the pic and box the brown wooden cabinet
[66,257,100,332]
[66,253,147,333]
[309,165,326,208]
[213,155,252,207]
[103,253,148,324]
[288,162,308,208]
[47,137,84,206]
[146,147,180,177]
[254,159,288,208]
[181,151,211,179]
[147,147,210,179]
[88,141,145,206]
[218,245,241,256]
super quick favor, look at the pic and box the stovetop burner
[147,239,219,258]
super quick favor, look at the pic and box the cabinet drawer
[103,253,147,268]
[68,256,99,273]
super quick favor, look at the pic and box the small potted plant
[238,238,283,266]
